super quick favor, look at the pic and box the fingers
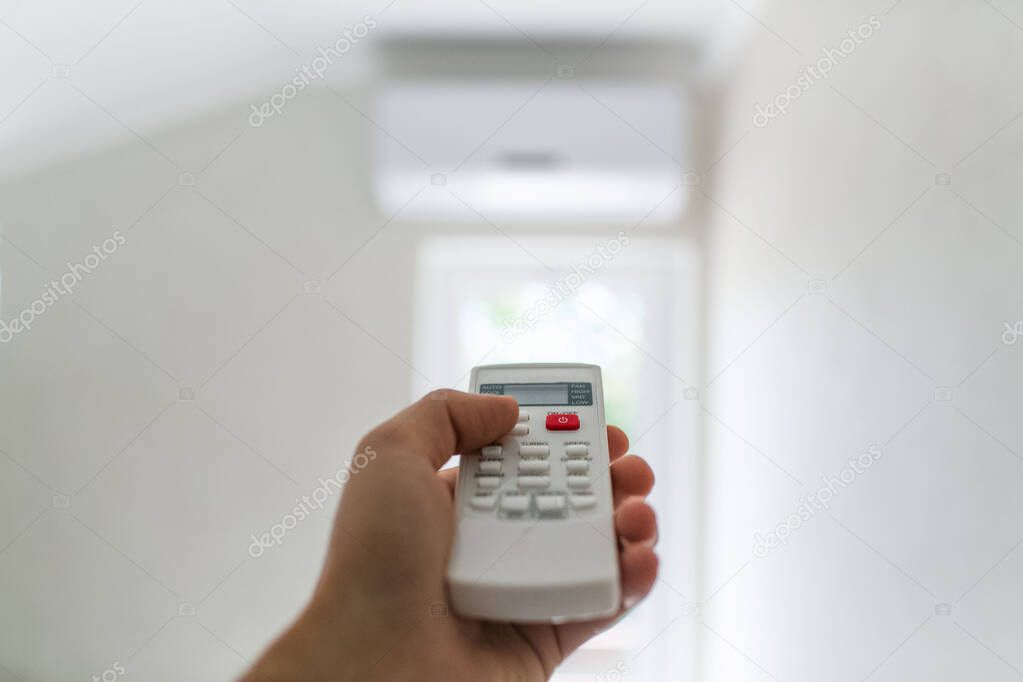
[438,467,457,495]
[361,390,519,469]
[610,455,654,505]
[615,498,657,545]
[551,544,659,653]
[607,426,629,461]
[618,544,659,609]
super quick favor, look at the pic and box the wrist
[239,597,366,681]
[241,593,453,682]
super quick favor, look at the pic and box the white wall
[699,0,1023,679]
[0,87,423,680]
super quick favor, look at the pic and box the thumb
[360,389,519,469]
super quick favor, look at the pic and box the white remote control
[446,363,620,623]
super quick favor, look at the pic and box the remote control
[446,363,620,623]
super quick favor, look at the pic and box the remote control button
[481,445,503,458]
[546,413,580,431]
[477,476,501,489]
[565,444,589,458]
[566,460,589,474]
[479,460,502,474]
[500,493,530,513]
[510,424,529,436]
[535,494,567,514]
[517,475,551,490]
[470,493,497,510]
[567,475,590,489]
[570,494,596,509]
[518,411,529,422]
[518,459,550,474]
[519,444,550,458]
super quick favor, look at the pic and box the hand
[241,390,658,681]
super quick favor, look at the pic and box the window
[414,233,699,680]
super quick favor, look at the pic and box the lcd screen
[501,383,570,406]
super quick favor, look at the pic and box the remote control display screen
[501,383,568,406]
[479,382,593,406]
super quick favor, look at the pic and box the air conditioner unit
[373,80,686,223]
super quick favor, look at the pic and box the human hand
[241,390,658,681]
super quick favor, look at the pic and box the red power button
[546,413,580,431]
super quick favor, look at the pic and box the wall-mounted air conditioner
[373,79,686,223]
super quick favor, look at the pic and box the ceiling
[0,0,759,179]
